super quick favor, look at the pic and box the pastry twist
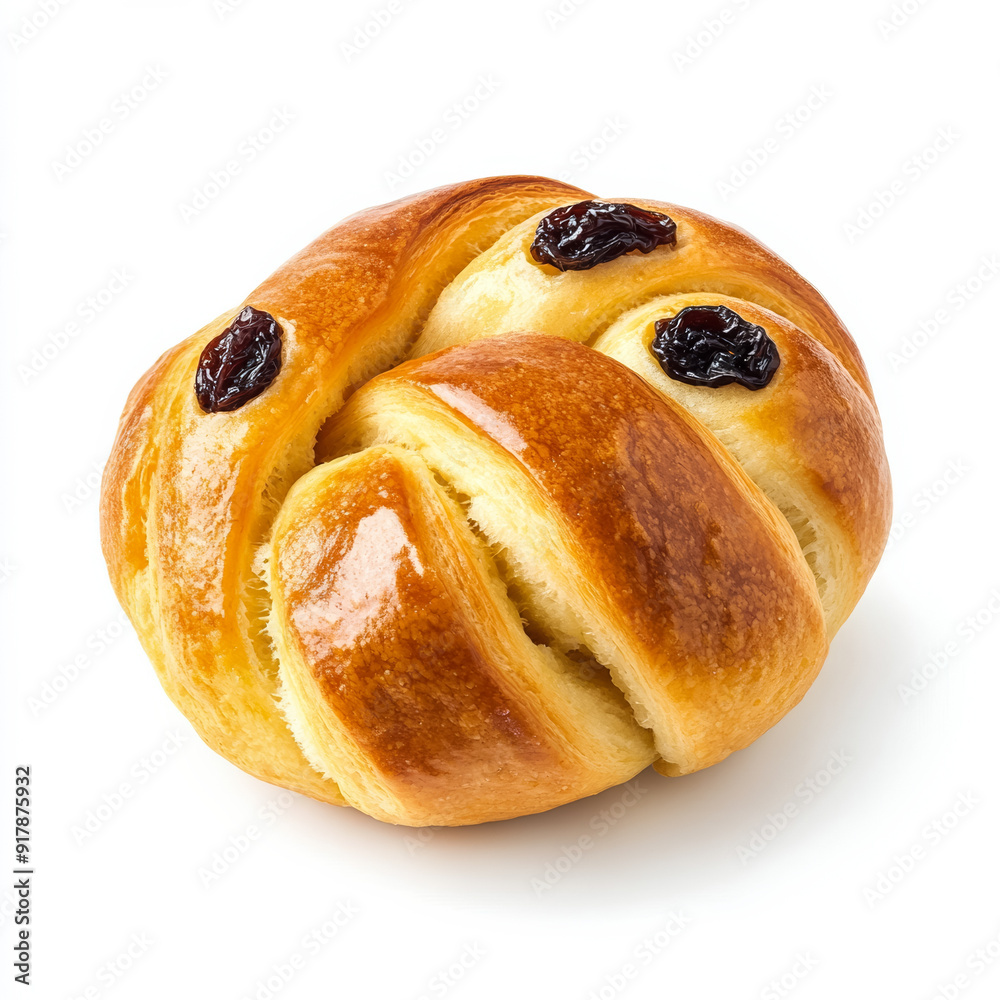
[101,176,891,826]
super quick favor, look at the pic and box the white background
[3,0,999,997]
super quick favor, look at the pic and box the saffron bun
[101,176,891,826]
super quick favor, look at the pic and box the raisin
[195,306,283,413]
[529,200,677,271]
[651,305,780,390]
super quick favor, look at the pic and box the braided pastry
[100,176,891,826]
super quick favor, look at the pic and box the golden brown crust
[269,446,653,824]
[102,338,186,588]
[100,176,587,806]
[592,293,892,634]
[320,334,827,775]
[100,176,890,824]
[411,199,873,399]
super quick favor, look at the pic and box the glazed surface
[101,176,891,825]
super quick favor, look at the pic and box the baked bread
[100,176,891,826]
